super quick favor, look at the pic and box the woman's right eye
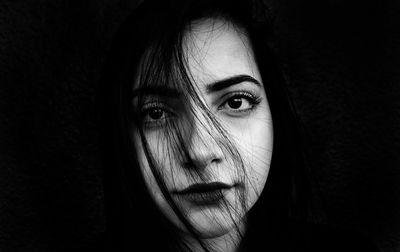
[147,107,164,120]
[140,103,173,127]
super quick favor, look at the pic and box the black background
[0,0,399,251]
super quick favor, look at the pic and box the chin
[186,205,245,239]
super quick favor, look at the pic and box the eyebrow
[206,74,261,93]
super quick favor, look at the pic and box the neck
[181,221,246,252]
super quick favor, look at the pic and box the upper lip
[174,182,232,195]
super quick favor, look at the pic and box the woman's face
[132,18,273,239]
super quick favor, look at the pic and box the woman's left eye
[219,92,261,115]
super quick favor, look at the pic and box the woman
[99,0,377,251]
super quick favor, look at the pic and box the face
[131,18,273,239]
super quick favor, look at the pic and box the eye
[147,107,164,120]
[220,91,261,115]
[140,103,173,127]
[227,97,249,109]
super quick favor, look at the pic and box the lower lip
[179,189,229,207]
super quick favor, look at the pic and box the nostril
[210,157,222,164]
[182,159,207,170]
[182,161,195,170]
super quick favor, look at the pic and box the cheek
[227,107,273,203]
[136,131,179,184]
[250,115,273,181]
[244,125,272,193]
[133,133,164,201]
[132,131,185,229]
[134,130,184,192]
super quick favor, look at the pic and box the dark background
[0,0,399,251]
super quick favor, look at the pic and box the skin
[132,18,273,251]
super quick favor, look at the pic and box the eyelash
[218,91,261,115]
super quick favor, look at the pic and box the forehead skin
[184,19,261,90]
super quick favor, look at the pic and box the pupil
[228,98,242,109]
[149,108,163,119]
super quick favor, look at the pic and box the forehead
[133,18,260,94]
[184,18,259,88]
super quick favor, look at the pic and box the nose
[181,115,224,171]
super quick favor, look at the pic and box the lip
[175,182,232,195]
[173,182,233,206]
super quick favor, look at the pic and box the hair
[99,0,313,251]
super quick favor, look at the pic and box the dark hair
[99,0,312,251]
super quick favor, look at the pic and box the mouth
[173,182,234,206]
